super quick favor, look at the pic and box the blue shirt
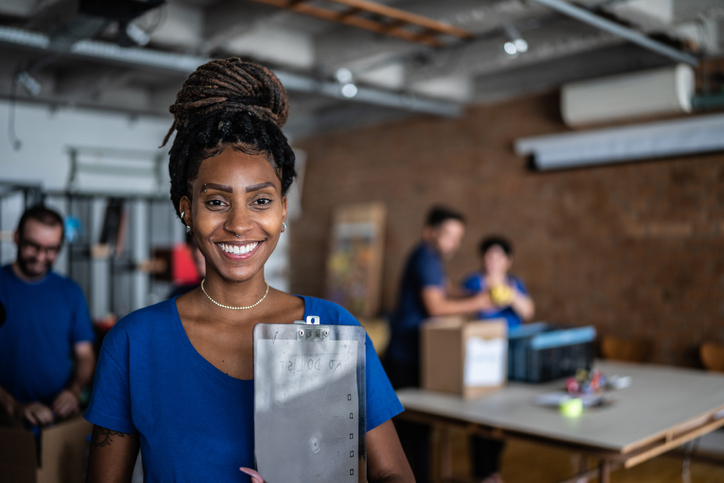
[387,242,446,365]
[84,296,403,483]
[462,272,528,329]
[0,264,94,405]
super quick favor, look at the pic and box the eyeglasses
[20,239,61,257]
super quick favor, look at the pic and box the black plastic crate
[508,323,596,383]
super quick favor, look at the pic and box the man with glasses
[0,205,95,426]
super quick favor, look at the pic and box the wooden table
[395,361,724,483]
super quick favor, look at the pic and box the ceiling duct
[561,64,695,127]
[515,113,724,171]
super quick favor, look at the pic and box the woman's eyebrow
[201,183,232,193]
[246,182,277,193]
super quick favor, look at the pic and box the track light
[15,72,41,96]
[334,67,358,98]
[341,83,358,98]
[334,67,353,84]
[503,25,528,56]
[118,21,150,47]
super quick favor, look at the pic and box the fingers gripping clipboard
[253,318,367,483]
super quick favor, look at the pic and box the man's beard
[16,253,52,279]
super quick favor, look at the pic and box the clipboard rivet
[323,329,329,337]
[299,329,305,336]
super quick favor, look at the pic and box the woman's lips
[217,241,260,258]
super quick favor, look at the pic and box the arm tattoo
[91,426,139,447]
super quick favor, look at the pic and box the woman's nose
[225,206,254,236]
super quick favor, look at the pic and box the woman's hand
[240,467,265,483]
[509,288,535,321]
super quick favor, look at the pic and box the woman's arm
[367,419,415,483]
[86,425,140,483]
[509,289,535,321]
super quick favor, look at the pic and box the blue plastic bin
[507,323,596,383]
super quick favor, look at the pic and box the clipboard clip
[293,316,321,325]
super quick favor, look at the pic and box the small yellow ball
[560,398,583,418]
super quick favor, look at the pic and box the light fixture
[117,21,151,47]
[503,42,517,55]
[334,67,358,98]
[341,83,358,98]
[503,25,528,56]
[334,67,353,84]
[15,71,41,96]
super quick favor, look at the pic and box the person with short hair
[0,205,96,426]
[384,205,492,483]
[83,58,414,483]
[462,235,535,483]
[462,235,534,330]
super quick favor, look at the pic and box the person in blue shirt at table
[83,58,414,483]
[462,235,534,330]
[462,235,534,483]
[384,206,491,483]
[0,205,95,426]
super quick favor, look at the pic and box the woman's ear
[179,196,191,227]
[281,196,288,226]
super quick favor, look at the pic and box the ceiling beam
[246,0,473,47]
[531,0,698,66]
[0,25,463,118]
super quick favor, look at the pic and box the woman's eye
[253,198,273,206]
[205,199,226,208]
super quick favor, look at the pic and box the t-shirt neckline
[169,294,309,386]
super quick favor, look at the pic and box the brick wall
[290,92,724,367]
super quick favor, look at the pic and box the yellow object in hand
[489,284,514,306]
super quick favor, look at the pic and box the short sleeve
[512,276,528,295]
[84,323,136,434]
[364,333,404,431]
[462,273,482,294]
[70,284,95,345]
[417,250,445,289]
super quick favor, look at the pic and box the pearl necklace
[200,279,269,310]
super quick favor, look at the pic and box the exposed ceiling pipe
[531,0,698,66]
[0,26,462,118]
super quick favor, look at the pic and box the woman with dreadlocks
[83,58,414,483]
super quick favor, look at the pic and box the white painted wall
[0,100,172,192]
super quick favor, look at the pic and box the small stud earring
[281,222,287,232]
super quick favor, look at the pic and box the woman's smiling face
[181,145,287,283]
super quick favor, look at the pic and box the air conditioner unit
[561,64,695,127]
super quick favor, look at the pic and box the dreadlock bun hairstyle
[164,58,296,216]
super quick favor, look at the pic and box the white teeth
[219,242,258,255]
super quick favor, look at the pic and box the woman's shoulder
[296,295,358,326]
[105,298,177,342]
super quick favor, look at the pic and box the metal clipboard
[253,318,367,483]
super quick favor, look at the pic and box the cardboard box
[0,416,92,483]
[421,316,507,399]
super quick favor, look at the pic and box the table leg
[598,460,610,483]
[439,427,452,482]
[577,454,589,483]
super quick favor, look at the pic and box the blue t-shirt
[84,296,403,483]
[462,272,528,329]
[387,242,446,365]
[0,264,94,405]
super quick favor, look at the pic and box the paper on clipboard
[463,337,506,386]
[253,323,366,483]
